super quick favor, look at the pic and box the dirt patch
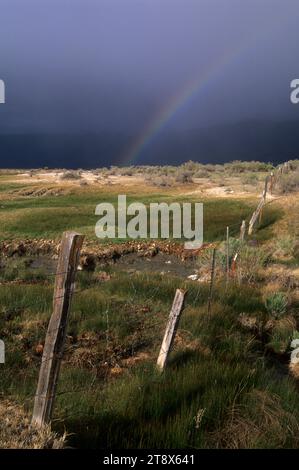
[0,238,214,265]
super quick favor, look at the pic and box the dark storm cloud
[0,0,299,167]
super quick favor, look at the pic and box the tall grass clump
[265,292,288,319]
[217,239,270,283]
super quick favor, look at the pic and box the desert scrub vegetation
[94,160,275,181]
[60,170,82,180]
[233,245,271,283]
[224,160,274,175]
[272,235,297,261]
[241,173,260,186]
[144,174,174,187]
[215,238,270,283]
[175,169,193,184]
[276,169,299,194]
[289,159,299,171]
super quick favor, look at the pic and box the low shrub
[242,174,259,185]
[146,175,174,187]
[277,170,299,194]
[60,170,82,180]
[273,236,296,258]
[224,161,273,175]
[175,170,193,184]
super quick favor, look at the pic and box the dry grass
[210,390,299,449]
[0,400,65,449]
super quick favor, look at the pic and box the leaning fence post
[248,176,269,235]
[157,289,187,372]
[32,231,84,427]
[240,220,246,242]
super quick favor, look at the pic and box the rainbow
[121,46,244,166]
[121,15,287,166]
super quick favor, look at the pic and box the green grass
[0,183,30,192]
[0,188,281,242]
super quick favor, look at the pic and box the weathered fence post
[269,171,274,195]
[157,289,186,372]
[207,248,216,316]
[32,231,84,427]
[240,220,246,242]
[248,176,269,235]
[0,339,4,364]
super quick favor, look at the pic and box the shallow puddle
[29,252,200,279]
[102,252,199,278]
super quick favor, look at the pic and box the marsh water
[29,252,199,279]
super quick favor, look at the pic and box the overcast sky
[0,0,298,166]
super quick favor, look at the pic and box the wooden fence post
[207,248,216,316]
[248,176,269,235]
[32,231,84,427]
[240,220,246,242]
[157,289,186,372]
[269,172,274,195]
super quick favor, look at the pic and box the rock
[187,274,198,281]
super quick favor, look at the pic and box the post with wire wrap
[32,231,84,427]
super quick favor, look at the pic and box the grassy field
[0,173,280,242]
[1,166,299,448]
